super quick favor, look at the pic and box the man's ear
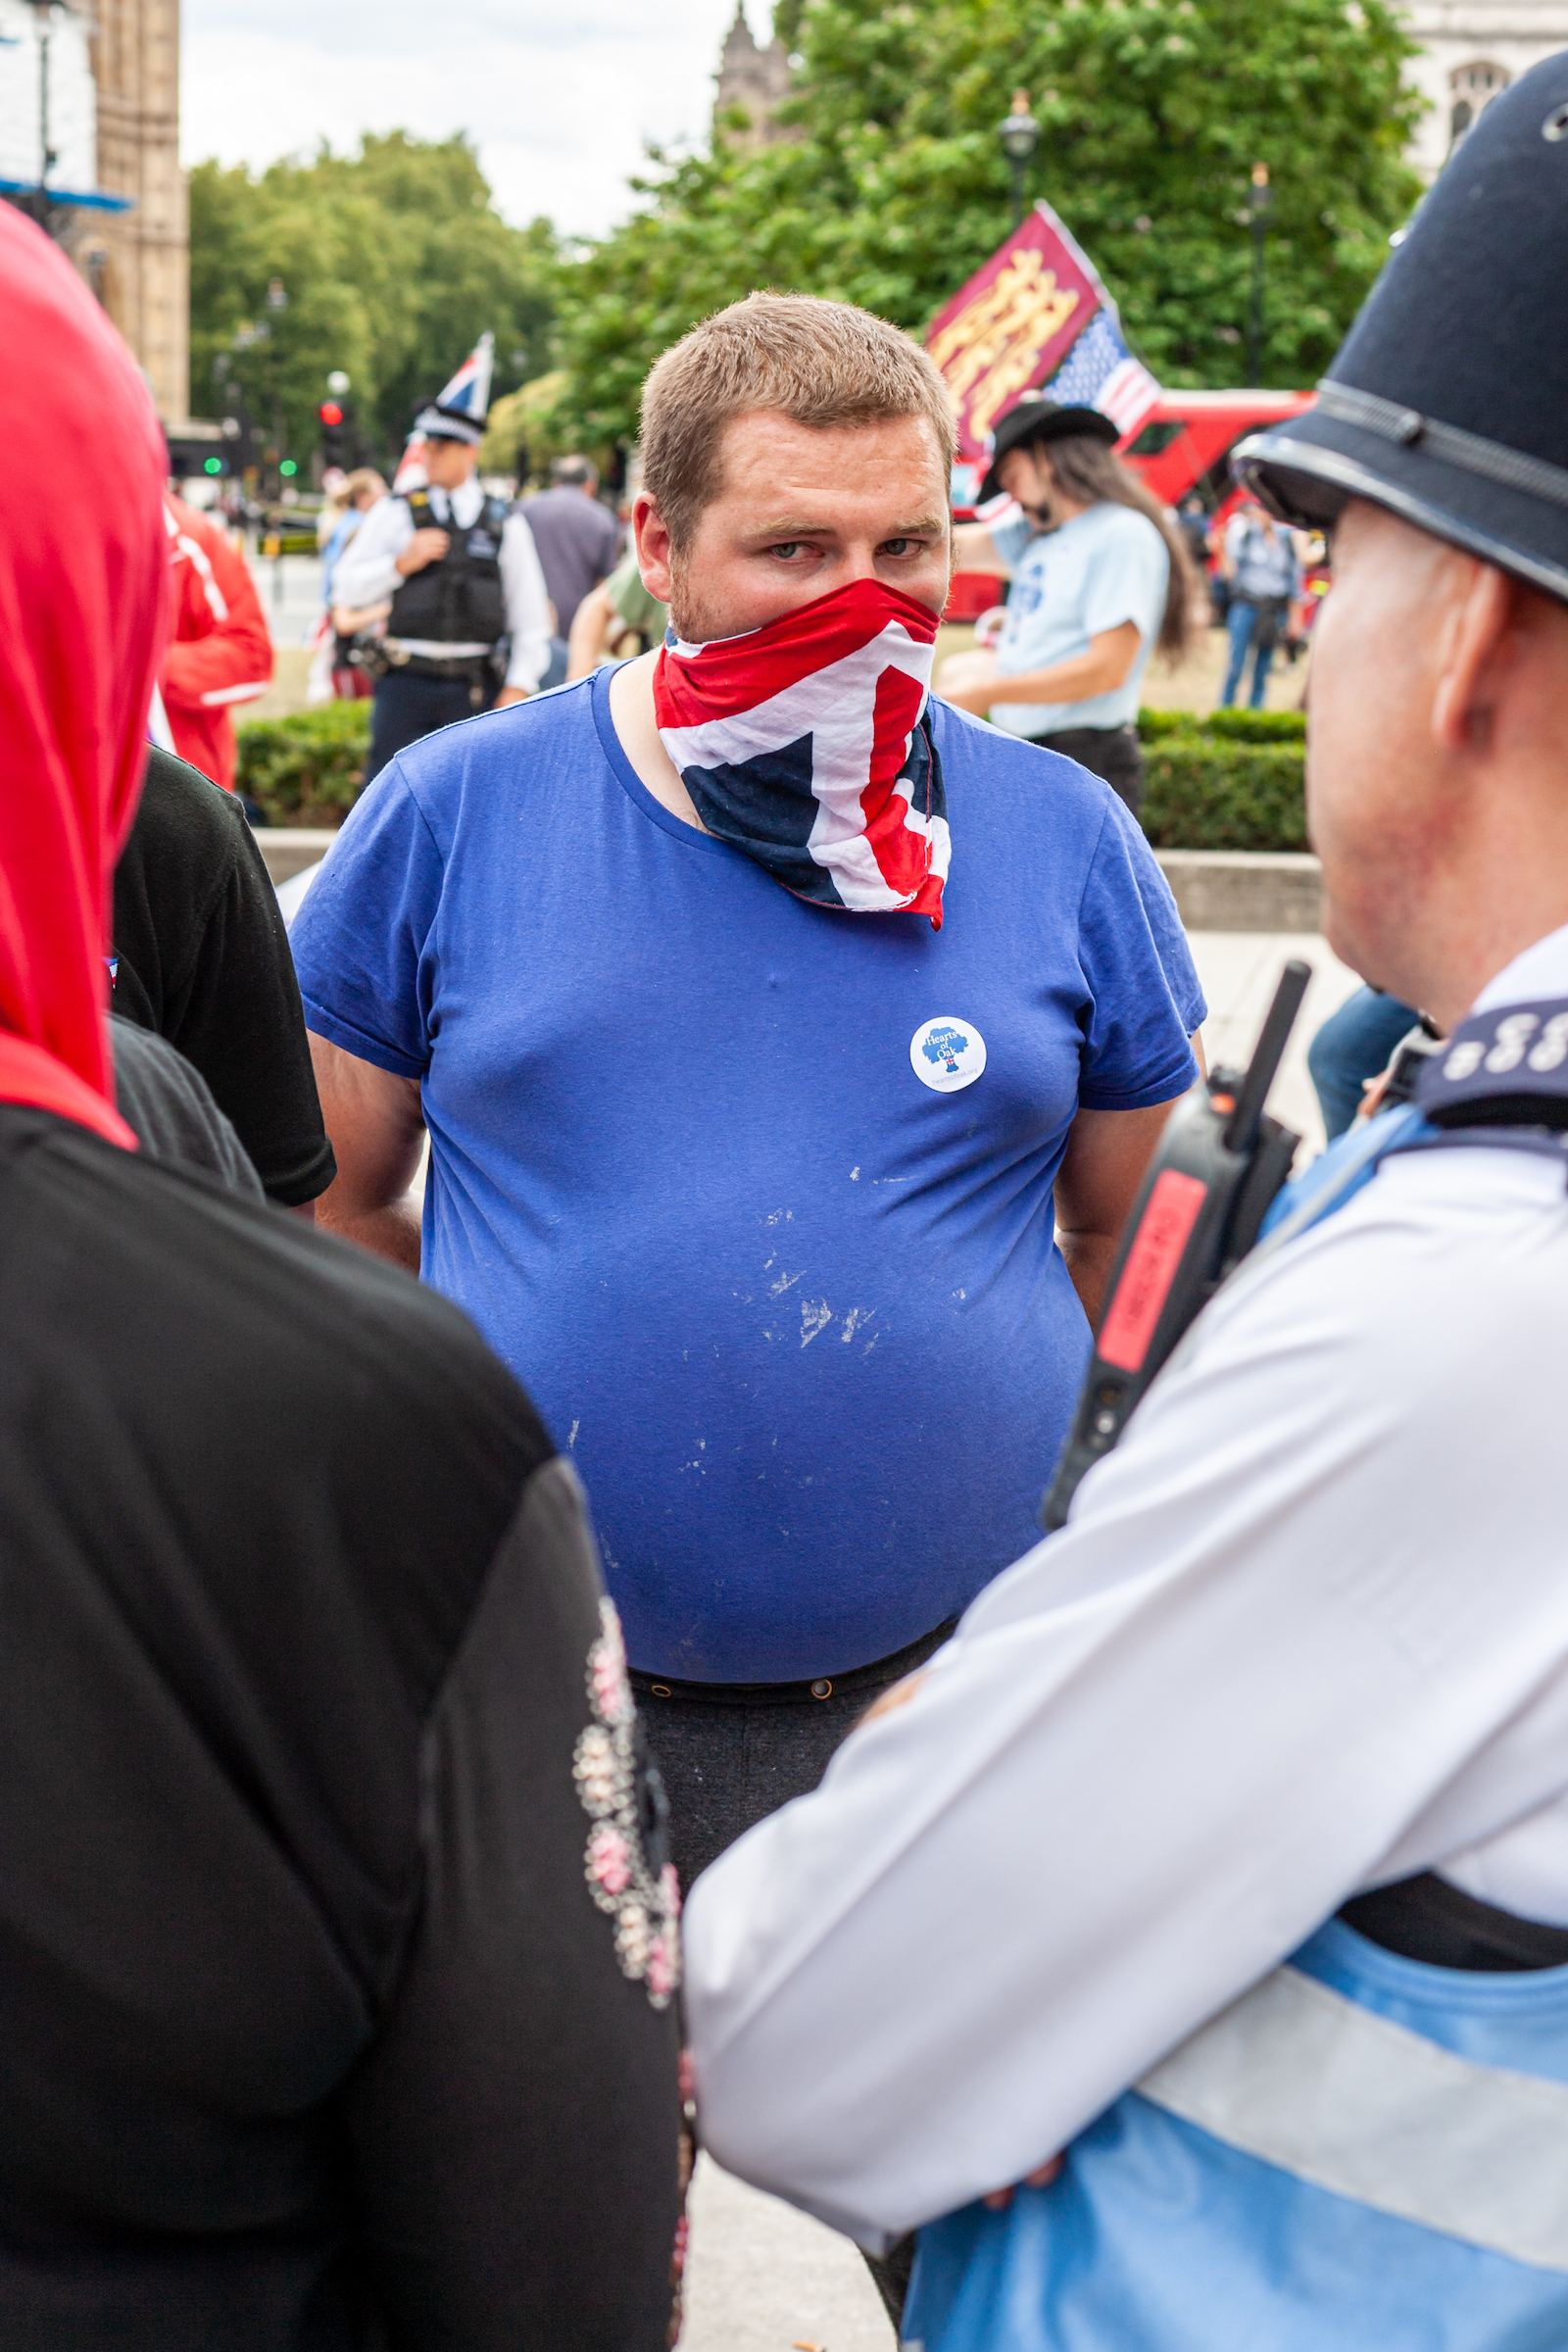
[1431,557,1517,755]
[634,493,675,606]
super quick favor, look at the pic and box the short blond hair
[640,292,956,551]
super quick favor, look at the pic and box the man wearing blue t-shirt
[295,294,1204,1888]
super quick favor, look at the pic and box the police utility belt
[377,637,502,682]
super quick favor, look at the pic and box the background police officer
[682,58,1568,2349]
[335,335,552,780]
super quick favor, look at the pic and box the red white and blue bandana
[652,577,950,928]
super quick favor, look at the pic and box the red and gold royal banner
[925,201,1108,465]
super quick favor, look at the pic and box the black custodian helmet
[1234,53,1568,604]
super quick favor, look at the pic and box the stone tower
[714,5,792,152]
[90,0,188,422]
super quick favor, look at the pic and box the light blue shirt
[988,501,1169,738]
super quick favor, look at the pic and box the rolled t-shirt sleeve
[291,764,445,1079]
[1074,794,1205,1109]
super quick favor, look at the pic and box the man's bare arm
[1054,1035,1205,1328]
[308,1032,425,1271]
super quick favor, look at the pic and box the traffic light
[318,400,346,468]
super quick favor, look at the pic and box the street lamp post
[1245,162,1272,384]
[998,89,1040,226]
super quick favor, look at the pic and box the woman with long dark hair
[939,398,1197,812]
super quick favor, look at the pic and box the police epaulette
[1416,998,1568,1131]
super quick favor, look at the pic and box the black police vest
[387,490,510,647]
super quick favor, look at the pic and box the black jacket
[0,1105,680,2348]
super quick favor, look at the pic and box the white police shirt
[683,922,1568,2245]
[331,477,553,693]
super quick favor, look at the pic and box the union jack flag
[652,579,950,927]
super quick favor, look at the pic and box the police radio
[1042,960,1312,1533]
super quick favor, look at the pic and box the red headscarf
[0,206,171,1149]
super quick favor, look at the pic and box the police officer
[335,335,552,780]
[681,60,1568,2349]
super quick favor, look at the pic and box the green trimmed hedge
[1136,707,1306,852]
[234,695,1307,854]
[235,701,370,827]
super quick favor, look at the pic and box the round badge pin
[910,1016,987,1094]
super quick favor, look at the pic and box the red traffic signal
[318,401,344,426]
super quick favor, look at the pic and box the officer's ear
[1431,558,1524,758]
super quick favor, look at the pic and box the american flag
[1041,308,1161,442]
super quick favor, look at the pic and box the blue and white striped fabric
[903,1919,1568,2350]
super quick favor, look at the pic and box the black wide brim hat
[978,397,1120,505]
[1235,52,1568,603]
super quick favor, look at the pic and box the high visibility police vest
[904,995,1568,2352]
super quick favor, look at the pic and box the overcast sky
[181,0,766,242]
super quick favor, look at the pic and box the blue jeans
[1221,599,1273,708]
[1307,985,1420,1139]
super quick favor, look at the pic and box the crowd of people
[4,51,1568,2352]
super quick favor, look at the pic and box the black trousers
[1029,722,1146,816]
[634,1623,954,2335]
[633,1618,956,1891]
[367,668,495,782]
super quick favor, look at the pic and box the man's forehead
[710,410,948,520]
[717,408,945,476]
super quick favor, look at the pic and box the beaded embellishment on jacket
[572,1597,681,2008]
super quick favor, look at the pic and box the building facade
[1402,0,1568,175]
[90,0,187,423]
[713,5,792,152]
[0,0,186,422]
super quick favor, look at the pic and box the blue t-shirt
[990,501,1169,737]
[292,669,1204,1680]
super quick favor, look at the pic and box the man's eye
[882,539,918,557]
[770,542,804,559]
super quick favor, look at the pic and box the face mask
[652,577,950,929]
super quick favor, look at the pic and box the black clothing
[110,1013,264,1198]
[0,1104,680,2349]
[520,487,621,636]
[367,669,495,782]
[386,489,509,657]
[1028,722,1146,815]
[113,749,336,1206]
[1340,1872,1568,1973]
[634,1620,956,1891]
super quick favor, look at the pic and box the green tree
[188,132,558,467]
[552,0,1423,448]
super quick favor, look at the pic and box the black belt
[1024,722,1140,750]
[1340,1872,1568,1972]
[391,652,494,682]
[630,1618,956,1709]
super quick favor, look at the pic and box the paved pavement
[248,550,326,648]
[674,929,1364,2350]
[681,2158,895,2352]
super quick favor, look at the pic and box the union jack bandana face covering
[651,577,950,928]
